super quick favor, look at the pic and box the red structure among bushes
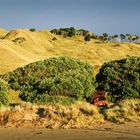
[92,91,111,107]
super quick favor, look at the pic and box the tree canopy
[96,56,140,102]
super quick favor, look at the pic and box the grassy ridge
[0,28,140,74]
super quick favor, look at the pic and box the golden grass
[0,99,139,128]
[0,102,104,128]
[0,28,140,74]
[104,99,140,123]
[0,28,8,38]
[8,89,21,104]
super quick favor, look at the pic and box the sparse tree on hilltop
[102,33,109,42]
[120,34,126,42]
[84,34,91,41]
[29,28,36,32]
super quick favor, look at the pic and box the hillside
[0,28,140,74]
[0,28,8,38]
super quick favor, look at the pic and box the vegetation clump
[96,56,140,102]
[1,56,96,104]
[104,99,140,123]
[29,28,36,32]
[84,34,91,41]
[0,79,10,106]
[50,27,140,43]
[50,27,90,37]
[12,37,26,44]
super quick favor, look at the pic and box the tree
[50,29,58,34]
[68,27,76,37]
[108,36,112,41]
[98,35,106,42]
[78,29,89,36]
[101,33,108,42]
[128,36,133,42]
[84,34,91,41]
[135,35,139,43]
[120,34,126,42]
[1,56,96,104]
[126,34,131,42]
[114,35,118,38]
[131,35,139,43]
[96,56,140,102]
[111,35,119,42]
[0,79,10,106]
[29,28,36,32]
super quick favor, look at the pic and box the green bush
[29,28,36,32]
[84,34,91,41]
[1,56,95,104]
[0,79,9,106]
[33,95,76,105]
[96,56,140,102]
[50,27,90,37]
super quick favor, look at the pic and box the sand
[0,122,139,140]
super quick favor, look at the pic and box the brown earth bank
[0,122,140,140]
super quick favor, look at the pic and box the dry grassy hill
[0,28,8,38]
[0,28,140,74]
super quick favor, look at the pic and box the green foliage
[102,33,108,38]
[102,33,108,42]
[50,27,90,37]
[51,28,140,43]
[84,34,91,41]
[50,27,76,37]
[67,27,76,37]
[0,79,10,106]
[34,95,76,105]
[29,28,36,32]
[1,56,95,104]
[120,34,125,41]
[78,29,89,36]
[96,56,140,102]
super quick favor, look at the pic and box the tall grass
[104,99,140,123]
[0,99,139,128]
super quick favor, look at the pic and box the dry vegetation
[105,99,140,123]
[0,99,139,128]
[0,28,140,74]
[0,102,104,128]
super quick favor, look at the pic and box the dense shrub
[50,27,90,37]
[96,56,140,102]
[1,56,95,104]
[50,27,76,37]
[0,79,9,106]
[84,34,91,41]
[29,28,36,32]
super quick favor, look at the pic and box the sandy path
[0,122,140,140]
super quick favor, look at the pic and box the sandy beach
[0,122,140,140]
